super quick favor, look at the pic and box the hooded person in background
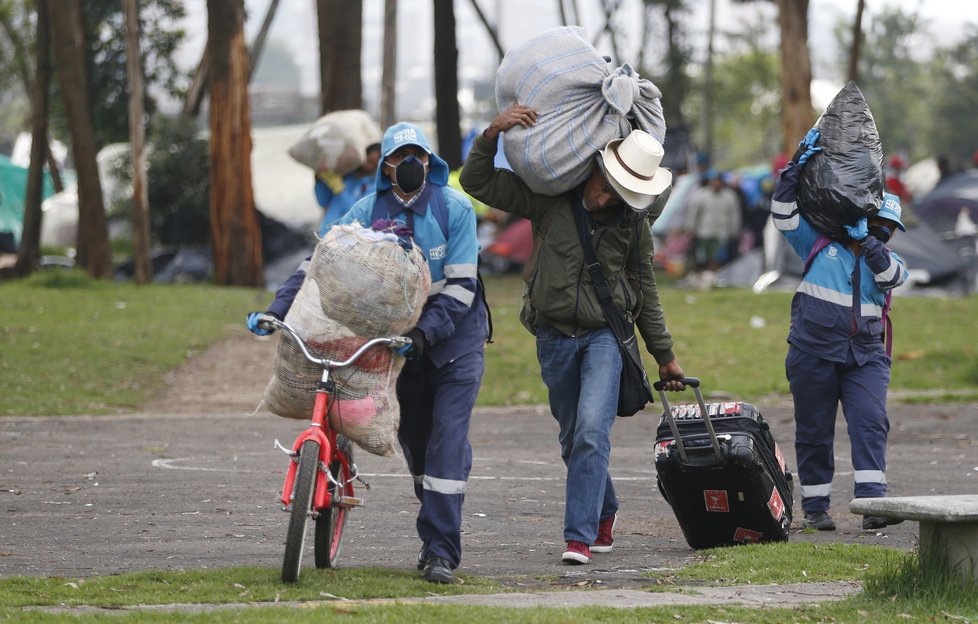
[248,122,489,584]
[772,128,909,532]
[460,104,685,566]
[314,142,382,237]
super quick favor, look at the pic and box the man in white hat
[460,103,686,565]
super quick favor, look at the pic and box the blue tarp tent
[0,154,56,246]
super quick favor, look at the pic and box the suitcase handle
[653,376,700,390]
[654,376,723,462]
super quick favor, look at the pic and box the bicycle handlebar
[256,313,410,369]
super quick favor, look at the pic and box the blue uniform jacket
[315,171,376,237]
[269,182,488,369]
[771,162,909,364]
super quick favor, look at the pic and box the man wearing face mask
[249,122,489,584]
[772,128,909,532]
[460,104,686,565]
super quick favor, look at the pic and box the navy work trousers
[396,348,485,569]
[786,344,891,513]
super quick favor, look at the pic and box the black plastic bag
[797,81,884,237]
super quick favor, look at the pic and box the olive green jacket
[459,134,676,365]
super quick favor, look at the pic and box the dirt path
[1,330,976,588]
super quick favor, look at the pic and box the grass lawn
[2,270,977,416]
[1,543,975,622]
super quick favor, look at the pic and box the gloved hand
[246,311,276,336]
[793,127,822,166]
[395,327,427,361]
[845,218,869,241]
[868,224,892,244]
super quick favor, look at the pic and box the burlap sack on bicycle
[796,81,885,238]
[263,225,431,457]
[495,25,666,196]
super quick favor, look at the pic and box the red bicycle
[255,313,409,583]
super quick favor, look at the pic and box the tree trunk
[124,0,152,284]
[247,0,281,81]
[433,0,462,170]
[207,0,263,287]
[380,0,397,128]
[0,3,64,194]
[848,0,865,83]
[702,0,717,164]
[49,0,112,278]
[13,0,52,278]
[467,0,504,61]
[776,0,813,154]
[183,0,280,119]
[317,0,362,114]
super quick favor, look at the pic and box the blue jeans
[536,324,621,544]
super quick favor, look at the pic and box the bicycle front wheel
[282,438,320,583]
[314,435,354,568]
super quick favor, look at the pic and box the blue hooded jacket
[268,123,487,368]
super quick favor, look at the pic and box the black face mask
[392,156,427,194]
[869,225,892,243]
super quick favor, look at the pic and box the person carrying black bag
[460,103,686,566]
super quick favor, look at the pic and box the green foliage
[0,549,975,622]
[2,275,977,417]
[0,276,262,416]
[687,15,782,169]
[0,566,502,608]
[844,7,936,162]
[928,26,978,168]
[48,0,189,150]
[0,0,31,149]
[146,115,210,246]
[99,115,211,247]
[862,545,978,611]
[671,542,901,585]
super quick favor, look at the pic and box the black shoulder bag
[571,206,655,417]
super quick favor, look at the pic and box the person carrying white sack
[249,122,489,585]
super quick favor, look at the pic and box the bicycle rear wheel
[314,435,354,568]
[282,439,320,583]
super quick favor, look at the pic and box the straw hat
[600,130,672,210]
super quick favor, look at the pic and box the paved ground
[1,331,976,603]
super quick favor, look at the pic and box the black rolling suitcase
[652,377,794,549]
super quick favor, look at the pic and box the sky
[175,0,978,120]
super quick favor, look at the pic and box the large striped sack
[495,26,666,196]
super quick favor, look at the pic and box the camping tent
[739,216,973,295]
[0,155,56,247]
[914,169,978,236]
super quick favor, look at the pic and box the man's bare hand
[483,104,538,141]
[657,360,686,392]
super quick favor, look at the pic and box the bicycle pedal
[338,496,364,507]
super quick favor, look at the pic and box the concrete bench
[850,495,978,583]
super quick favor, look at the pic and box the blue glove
[800,127,821,150]
[395,328,427,360]
[845,218,869,241]
[246,311,275,336]
[794,128,822,166]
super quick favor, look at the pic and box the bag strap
[570,203,631,342]
[802,234,832,276]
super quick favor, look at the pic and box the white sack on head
[495,26,666,196]
[287,109,382,176]
[263,225,431,457]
